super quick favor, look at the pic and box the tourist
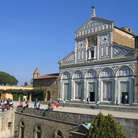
[43,103,51,116]
[18,101,23,107]
[51,102,55,111]
[35,101,40,109]
[9,100,13,108]
[5,104,10,110]
[3,98,7,105]
[124,94,128,104]
[24,101,29,108]
[63,99,65,107]
[34,99,38,108]
[0,104,5,112]
[21,101,29,112]
[93,100,100,109]
[86,97,90,104]
[56,101,60,108]
[116,97,118,105]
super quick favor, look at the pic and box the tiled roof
[34,73,59,79]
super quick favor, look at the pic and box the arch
[73,70,83,79]
[33,125,41,138]
[100,68,114,77]
[85,69,98,78]
[116,66,133,77]
[46,91,51,101]
[62,71,71,79]
[18,121,25,138]
[54,129,64,138]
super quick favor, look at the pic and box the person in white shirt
[124,94,128,104]
[93,100,100,109]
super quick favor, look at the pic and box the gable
[75,17,114,38]
[59,51,75,65]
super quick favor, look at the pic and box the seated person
[93,100,100,109]
[50,102,55,111]
[56,101,60,108]
[9,100,13,108]
[23,101,28,109]
[21,102,29,112]
[18,101,23,107]
[43,103,51,116]
[5,105,10,110]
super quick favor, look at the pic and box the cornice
[60,57,137,69]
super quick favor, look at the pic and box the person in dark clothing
[21,102,29,113]
[43,103,51,116]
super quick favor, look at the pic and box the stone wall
[0,109,15,137]
[33,78,59,101]
[113,28,135,48]
[14,107,138,138]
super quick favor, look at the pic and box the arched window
[101,68,114,77]
[34,126,41,138]
[19,121,24,138]
[117,67,133,76]
[87,70,97,78]
[54,130,63,138]
[74,71,82,79]
[57,130,63,137]
[63,72,70,79]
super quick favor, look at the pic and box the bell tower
[33,68,40,79]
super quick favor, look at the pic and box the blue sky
[0,0,138,86]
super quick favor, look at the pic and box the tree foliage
[87,112,126,138]
[0,89,46,101]
[0,71,18,86]
[24,82,28,86]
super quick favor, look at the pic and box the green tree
[87,112,126,138]
[24,82,28,86]
[0,71,18,86]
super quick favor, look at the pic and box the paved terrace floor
[14,101,138,119]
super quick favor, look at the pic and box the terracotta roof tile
[34,74,59,79]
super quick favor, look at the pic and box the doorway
[122,92,129,104]
[89,83,95,102]
[46,91,51,101]
[90,92,95,101]
[120,81,129,104]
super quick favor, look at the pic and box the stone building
[33,68,59,101]
[58,7,138,105]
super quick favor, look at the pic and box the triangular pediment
[75,17,114,38]
[59,51,75,65]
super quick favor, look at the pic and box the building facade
[58,7,138,105]
[33,68,59,101]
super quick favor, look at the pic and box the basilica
[58,7,138,105]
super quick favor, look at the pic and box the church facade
[58,7,138,105]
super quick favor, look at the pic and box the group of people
[0,98,13,112]
[43,101,61,116]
